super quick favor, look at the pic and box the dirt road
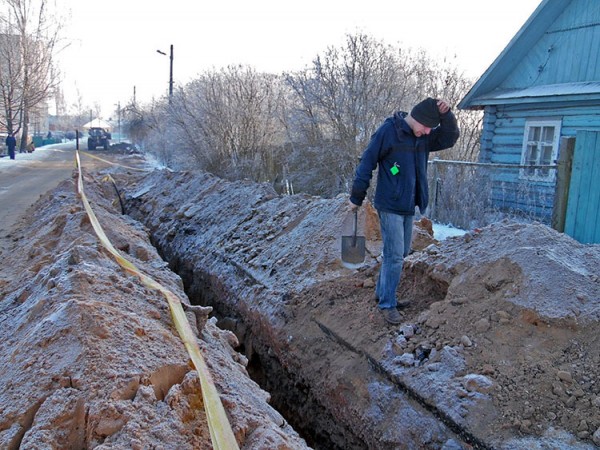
[0,143,132,254]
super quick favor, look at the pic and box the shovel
[341,209,366,265]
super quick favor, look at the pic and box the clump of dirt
[0,169,308,449]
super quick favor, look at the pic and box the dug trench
[124,173,473,449]
[160,244,464,450]
[123,169,600,449]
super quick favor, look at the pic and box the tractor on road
[87,127,111,150]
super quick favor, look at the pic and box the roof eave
[464,92,600,109]
[458,0,568,110]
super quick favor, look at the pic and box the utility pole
[117,101,121,143]
[169,44,174,100]
[156,45,174,104]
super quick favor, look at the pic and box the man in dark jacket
[5,133,16,160]
[349,97,459,324]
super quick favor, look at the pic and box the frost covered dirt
[0,163,307,449]
[1,154,600,449]
[123,169,600,449]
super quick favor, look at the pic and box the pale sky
[58,0,542,119]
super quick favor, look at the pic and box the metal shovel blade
[341,210,366,264]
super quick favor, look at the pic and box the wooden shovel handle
[353,209,358,246]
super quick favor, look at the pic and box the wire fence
[427,159,559,230]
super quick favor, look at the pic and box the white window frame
[520,119,562,182]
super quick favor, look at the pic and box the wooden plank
[557,32,574,83]
[503,105,600,123]
[594,180,600,243]
[501,0,600,86]
[564,133,584,236]
[492,125,527,135]
[584,21,600,79]
[492,134,527,146]
[552,137,575,232]
[490,152,524,164]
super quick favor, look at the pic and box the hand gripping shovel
[341,209,366,266]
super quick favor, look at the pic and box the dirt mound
[0,170,307,449]
[123,169,600,449]
[109,142,141,154]
[394,221,600,445]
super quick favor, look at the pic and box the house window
[520,120,561,182]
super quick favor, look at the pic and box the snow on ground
[0,145,65,166]
[0,168,309,449]
[432,222,467,240]
[124,168,600,449]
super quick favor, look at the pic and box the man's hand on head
[348,200,359,212]
[437,100,450,114]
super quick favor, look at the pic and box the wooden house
[458,0,600,244]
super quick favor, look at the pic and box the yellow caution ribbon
[75,151,239,450]
[79,150,150,172]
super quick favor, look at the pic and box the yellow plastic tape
[75,151,239,449]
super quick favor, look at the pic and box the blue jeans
[376,211,413,309]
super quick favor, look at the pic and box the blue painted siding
[479,106,497,163]
[479,100,600,223]
[483,103,600,164]
[502,0,600,88]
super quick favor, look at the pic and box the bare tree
[286,34,458,195]
[68,87,90,130]
[141,99,175,167]
[402,52,483,161]
[121,98,149,147]
[0,25,23,136]
[133,32,482,197]
[286,34,409,154]
[282,37,482,196]
[166,65,285,181]
[283,33,425,196]
[0,0,63,150]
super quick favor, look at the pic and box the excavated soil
[123,169,600,449]
[0,164,307,449]
[1,157,600,449]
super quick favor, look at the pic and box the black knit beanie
[410,97,440,128]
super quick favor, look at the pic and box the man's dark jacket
[350,110,459,215]
[5,135,16,148]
